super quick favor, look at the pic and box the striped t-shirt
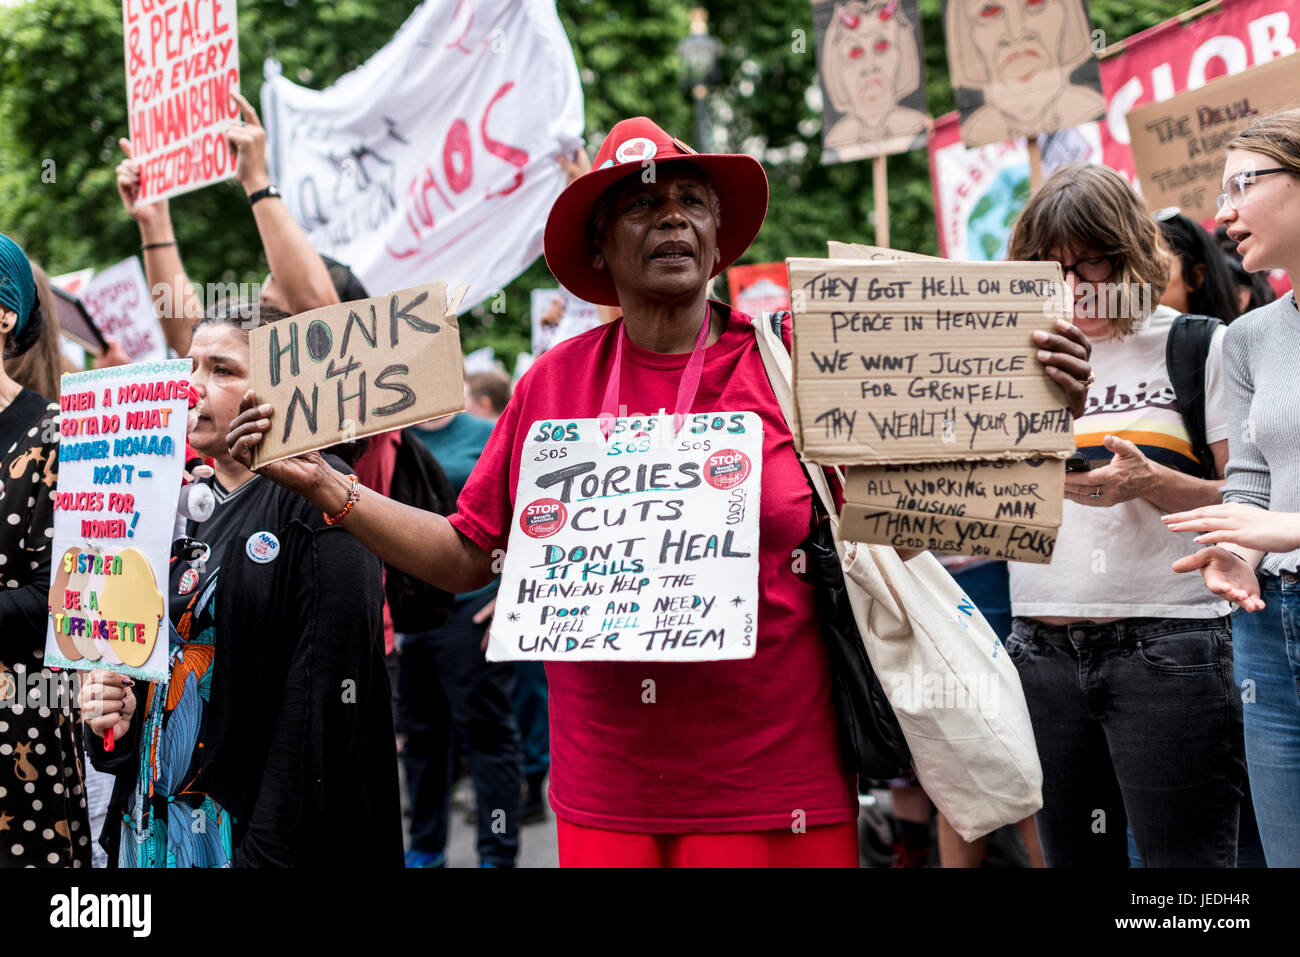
[1011,305,1231,619]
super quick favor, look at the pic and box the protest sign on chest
[1127,51,1300,221]
[249,282,467,467]
[787,255,1072,464]
[81,257,167,363]
[122,0,241,203]
[487,413,764,662]
[44,359,191,683]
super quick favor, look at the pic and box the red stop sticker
[519,498,567,538]
[703,450,752,490]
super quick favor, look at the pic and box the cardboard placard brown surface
[1127,51,1300,222]
[812,0,929,164]
[942,0,1106,149]
[827,241,942,262]
[250,282,467,468]
[840,458,1064,564]
[787,257,1072,464]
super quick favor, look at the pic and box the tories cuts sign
[487,413,763,662]
[123,0,240,203]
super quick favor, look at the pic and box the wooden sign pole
[1027,137,1044,193]
[873,155,890,248]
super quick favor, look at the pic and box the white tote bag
[753,315,1042,841]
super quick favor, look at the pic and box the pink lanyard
[599,302,712,437]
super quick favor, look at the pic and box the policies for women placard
[487,412,764,662]
[43,359,191,683]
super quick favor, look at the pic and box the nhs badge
[246,531,280,565]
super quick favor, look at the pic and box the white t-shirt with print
[1010,305,1232,619]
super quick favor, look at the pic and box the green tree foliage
[0,0,1193,365]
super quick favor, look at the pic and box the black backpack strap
[1165,313,1223,479]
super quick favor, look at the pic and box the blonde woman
[1168,108,1300,866]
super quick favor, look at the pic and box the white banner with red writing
[261,0,585,312]
[123,0,241,203]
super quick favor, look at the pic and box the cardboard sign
[487,412,764,662]
[787,257,1073,464]
[943,0,1106,148]
[249,283,467,468]
[1127,51,1300,221]
[123,0,241,203]
[812,0,928,163]
[43,359,192,683]
[841,458,1064,563]
[81,258,167,363]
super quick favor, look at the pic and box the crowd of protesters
[4,96,1300,869]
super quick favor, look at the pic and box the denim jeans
[1006,616,1244,867]
[1232,572,1300,867]
[397,591,522,866]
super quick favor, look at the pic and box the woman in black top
[80,308,401,867]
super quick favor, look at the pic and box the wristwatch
[247,184,282,207]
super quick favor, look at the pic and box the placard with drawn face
[813,0,929,163]
[944,0,1106,148]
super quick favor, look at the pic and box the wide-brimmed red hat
[544,117,769,306]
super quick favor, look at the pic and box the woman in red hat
[227,117,1094,867]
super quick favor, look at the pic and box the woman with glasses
[1002,162,1245,866]
[1165,109,1300,866]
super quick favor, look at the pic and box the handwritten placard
[787,257,1072,464]
[249,282,467,468]
[123,0,241,203]
[487,412,764,662]
[841,458,1063,563]
[1128,51,1300,221]
[44,359,191,682]
[81,257,167,363]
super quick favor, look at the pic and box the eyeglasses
[1216,168,1290,212]
[1044,255,1117,283]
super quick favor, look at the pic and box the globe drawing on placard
[965,167,1031,262]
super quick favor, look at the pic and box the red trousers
[557,818,860,868]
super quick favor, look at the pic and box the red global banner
[1098,0,1299,185]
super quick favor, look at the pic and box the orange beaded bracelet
[324,474,361,526]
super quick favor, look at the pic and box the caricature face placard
[813,0,929,163]
[943,0,1106,148]
[44,359,190,683]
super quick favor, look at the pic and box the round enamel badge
[615,137,657,164]
[246,531,281,564]
[178,567,199,595]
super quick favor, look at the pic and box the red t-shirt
[450,304,856,833]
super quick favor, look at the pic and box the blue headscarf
[0,233,36,337]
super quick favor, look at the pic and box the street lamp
[677,7,722,151]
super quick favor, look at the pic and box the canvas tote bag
[753,314,1043,841]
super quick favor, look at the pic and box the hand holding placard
[248,282,468,468]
